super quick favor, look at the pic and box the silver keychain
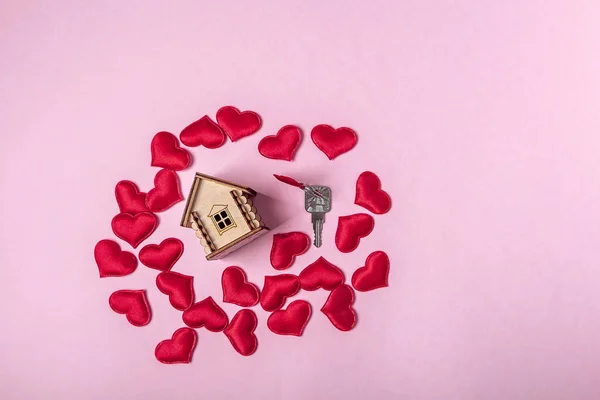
[274,174,332,247]
[304,185,331,247]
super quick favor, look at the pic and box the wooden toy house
[180,173,269,260]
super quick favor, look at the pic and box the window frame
[210,206,236,235]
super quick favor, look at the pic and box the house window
[210,206,236,234]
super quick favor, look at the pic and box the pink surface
[2,1,600,399]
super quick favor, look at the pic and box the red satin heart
[155,327,197,364]
[115,180,149,214]
[299,256,344,291]
[216,106,262,142]
[270,232,310,270]
[109,289,151,327]
[182,296,229,332]
[355,171,391,214]
[352,251,390,292]
[139,238,184,272]
[156,271,195,311]
[267,300,311,336]
[320,284,357,331]
[94,239,137,277]
[335,213,374,253]
[260,274,300,312]
[145,169,183,212]
[180,115,226,148]
[258,125,302,161]
[222,266,260,307]
[111,212,158,249]
[150,131,191,171]
[311,124,357,160]
[224,309,258,356]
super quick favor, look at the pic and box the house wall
[188,179,251,249]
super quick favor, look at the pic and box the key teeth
[312,217,323,248]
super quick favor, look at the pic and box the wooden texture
[180,172,256,228]
[206,226,269,260]
[180,172,269,260]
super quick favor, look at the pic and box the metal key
[304,185,332,247]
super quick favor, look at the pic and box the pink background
[2,1,600,399]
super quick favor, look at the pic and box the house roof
[180,172,257,227]
[194,172,257,195]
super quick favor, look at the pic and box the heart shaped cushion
[156,271,195,311]
[111,212,158,249]
[335,213,374,253]
[94,239,137,277]
[115,180,149,214]
[355,171,391,214]
[311,124,357,160]
[109,289,151,327]
[222,266,260,307]
[145,169,183,212]
[260,274,300,312]
[267,300,311,336]
[150,131,191,171]
[155,327,197,364]
[258,125,302,161]
[352,251,390,292]
[299,256,344,291]
[139,238,184,272]
[270,231,310,270]
[216,106,262,142]
[180,115,226,148]
[224,309,258,356]
[182,296,229,332]
[320,284,357,331]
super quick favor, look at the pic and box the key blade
[311,213,324,248]
[313,219,323,247]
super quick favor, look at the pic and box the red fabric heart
[320,284,357,331]
[155,327,197,364]
[156,271,195,311]
[335,213,374,253]
[258,125,302,161]
[150,131,191,171]
[222,266,260,307]
[111,212,158,249]
[352,251,390,292]
[267,300,311,336]
[224,309,258,356]
[299,256,344,291]
[182,296,229,332]
[109,289,151,327]
[139,238,184,272]
[180,115,226,148]
[260,274,300,312]
[145,169,183,212]
[94,239,137,278]
[355,171,391,214]
[115,180,149,214]
[270,232,310,270]
[311,124,357,160]
[216,106,262,142]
